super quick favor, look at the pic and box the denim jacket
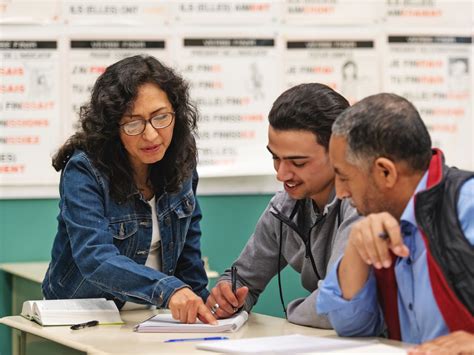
[42,150,209,308]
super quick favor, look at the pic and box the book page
[34,298,117,312]
[20,300,36,320]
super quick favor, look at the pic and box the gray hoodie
[219,189,359,328]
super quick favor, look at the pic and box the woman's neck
[134,166,153,200]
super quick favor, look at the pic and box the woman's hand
[168,287,217,324]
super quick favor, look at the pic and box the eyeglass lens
[122,113,173,135]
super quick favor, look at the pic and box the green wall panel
[0,194,310,355]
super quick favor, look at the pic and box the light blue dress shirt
[317,175,474,344]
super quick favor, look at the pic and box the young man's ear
[373,157,398,188]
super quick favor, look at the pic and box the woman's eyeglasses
[120,112,175,136]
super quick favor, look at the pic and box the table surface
[0,262,49,283]
[1,311,341,355]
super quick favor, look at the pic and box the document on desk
[134,310,248,333]
[196,334,381,353]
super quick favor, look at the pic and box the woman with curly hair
[42,55,216,324]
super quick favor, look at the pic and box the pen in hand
[231,265,238,294]
[70,320,99,330]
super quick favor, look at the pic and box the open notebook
[134,311,248,333]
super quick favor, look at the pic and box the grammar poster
[283,36,380,104]
[0,40,61,185]
[384,33,472,170]
[177,36,278,176]
[67,39,169,136]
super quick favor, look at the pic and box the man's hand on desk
[168,287,217,325]
[408,331,474,355]
[206,281,248,319]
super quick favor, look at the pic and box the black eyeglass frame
[119,112,175,136]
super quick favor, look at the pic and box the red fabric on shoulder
[418,149,474,332]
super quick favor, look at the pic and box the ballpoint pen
[231,265,238,294]
[70,320,99,330]
[164,336,229,343]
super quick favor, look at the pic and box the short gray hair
[332,93,432,171]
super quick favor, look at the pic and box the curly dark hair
[53,55,198,202]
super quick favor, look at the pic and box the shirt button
[408,303,413,311]
[165,217,171,226]
[406,258,412,265]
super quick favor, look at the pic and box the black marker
[70,320,99,330]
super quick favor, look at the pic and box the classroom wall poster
[0,40,61,185]
[67,39,170,136]
[384,0,472,27]
[173,0,277,25]
[0,0,60,24]
[283,36,380,104]
[177,36,279,177]
[62,0,169,25]
[283,0,382,25]
[383,34,473,170]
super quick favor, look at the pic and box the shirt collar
[400,171,429,227]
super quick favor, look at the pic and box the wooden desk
[1,311,337,355]
[0,261,219,355]
[0,262,47,313]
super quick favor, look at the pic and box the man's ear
[373,157,398,188]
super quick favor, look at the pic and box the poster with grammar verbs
[173,0,277,25]
[283,34,380,104]
[0,40,61,185]
[384,0,472,27]
[0,0,61,24]
[66,38,170,137]
[176,35,279,176]
[383,33,473,170]
[283,0,382,25]
[62,0,169,25]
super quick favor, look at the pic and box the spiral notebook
[134,311,248,333]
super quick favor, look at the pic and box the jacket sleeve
[59,155,188,307]
[286,199,361,328]
[218,199,285,312]
[174,170,210,302]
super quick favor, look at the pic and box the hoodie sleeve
[218,196,287,311]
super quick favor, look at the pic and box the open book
[134,311,248,333]
[21,298,123,326]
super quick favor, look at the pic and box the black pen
[70,320,99,330]
[231,265,237,294]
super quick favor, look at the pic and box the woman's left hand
[168,287,218,325]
